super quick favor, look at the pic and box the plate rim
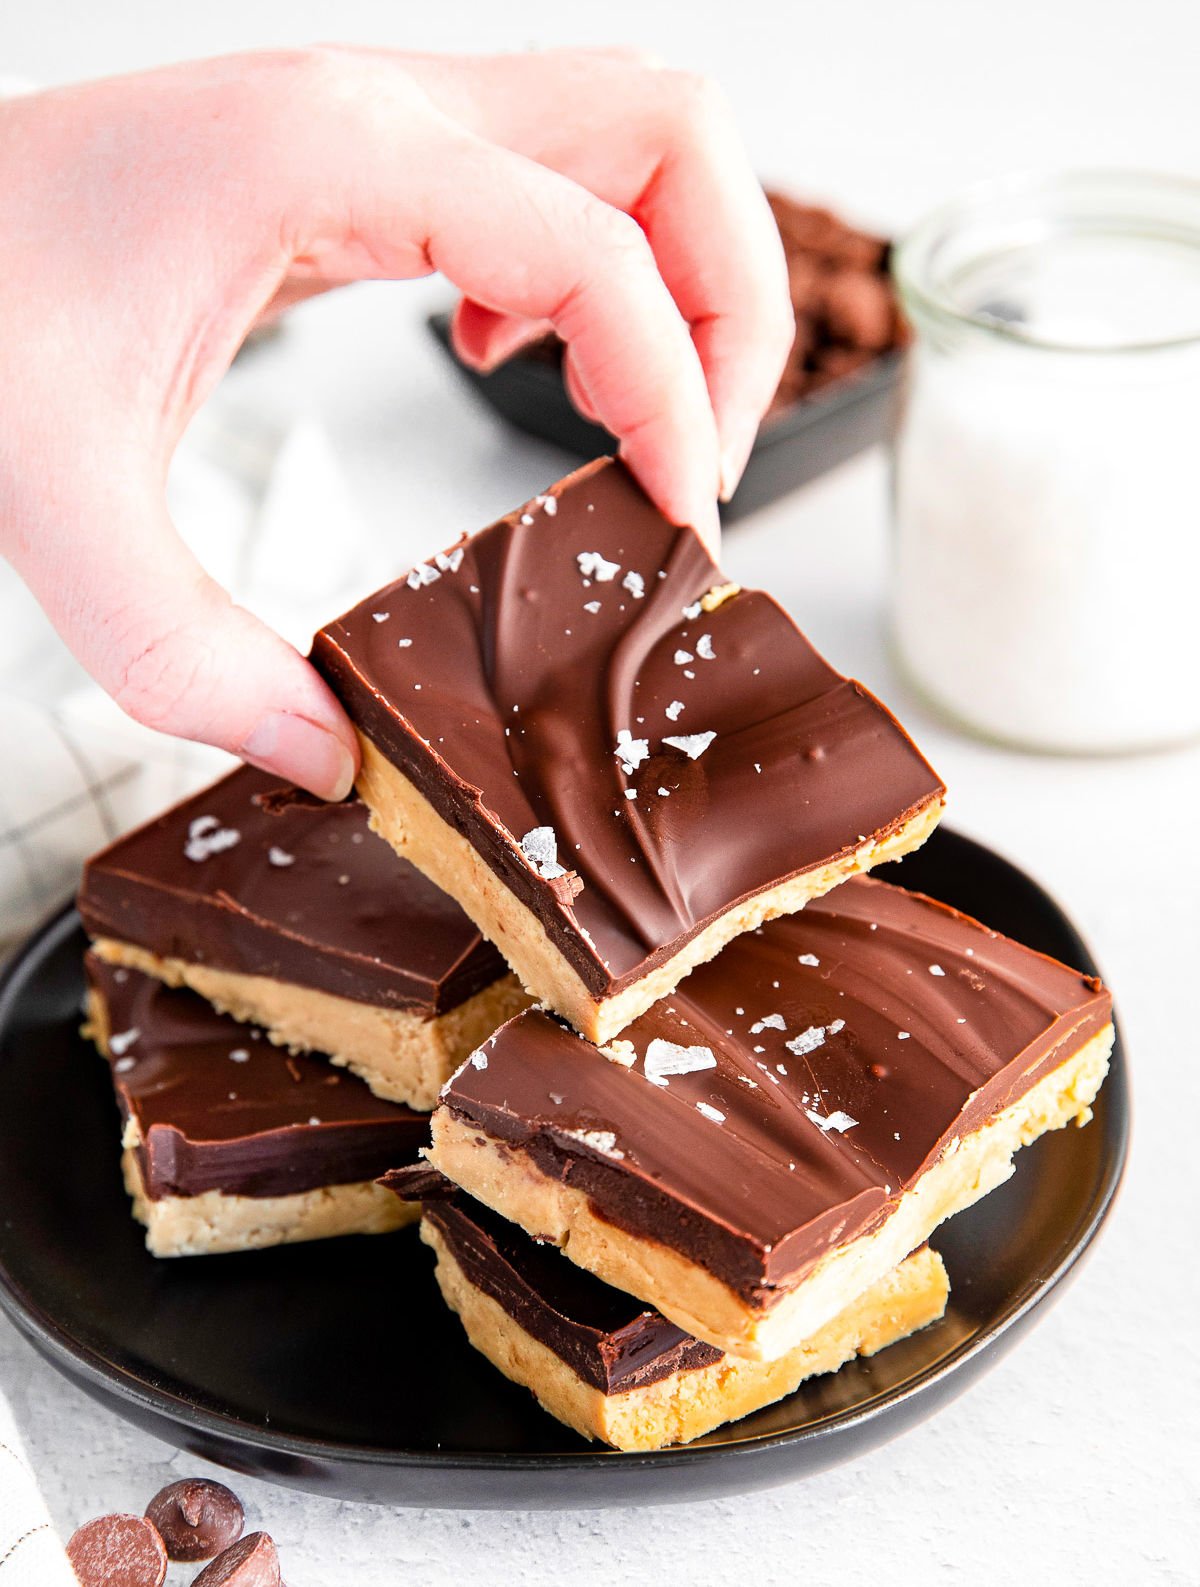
[0,829,1130,1478]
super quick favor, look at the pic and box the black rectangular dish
[426,312,904,522]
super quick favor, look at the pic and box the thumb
[8,473,358,801]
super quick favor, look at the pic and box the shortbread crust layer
[90,936,528,1112]
[123,1146,415,1258]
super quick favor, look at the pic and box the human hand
[0,48,791,798]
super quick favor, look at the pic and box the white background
[1,4,1198,1584]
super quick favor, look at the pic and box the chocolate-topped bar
[312,458,944,1041]
[80,767,528,1110]
[427,876,1113,1359]
[381,1171,947,1452]
[85,954,426,1256]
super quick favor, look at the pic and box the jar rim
[893,168,1200,355]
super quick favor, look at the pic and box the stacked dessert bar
[79,458,1113,1450]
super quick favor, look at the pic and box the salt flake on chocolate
[929,963,946,976]
[786,1025,826,1057]
[185,816,240,863]
[267,847,295,867]
[520,826,567,881]
[695,1102,725,1124]
[469,1049,488,1070]
[643,1038,718,1087]
[583,600,602,614]
[109,1028,139,1057]
[797,953,820,967]
[114,1056,136,1074]
[614,729,650,776]
[696,634,716,660]
[406,562,441,589]
[562,1127,624,1159]
[665,700,685,722]
[674,649,693,665]
[371,612,390,623]
[806,1107,858,1134]
[435,547,465,574]
[682,600,703,620]
[750,1013,786,1033]
[622,570,645,598]
[664,731,716,760]
[577,551,621,583]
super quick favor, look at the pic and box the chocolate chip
[821,271,897,351]
[193,1531,282,1587]
[66,1514,167,1587]
[145,1477,245,1561]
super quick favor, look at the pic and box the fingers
[629,81,793,498]
[399,51,793,499]
[6,462,358,800]
[297,90,720,537]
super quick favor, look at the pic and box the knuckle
[108,618,216,736]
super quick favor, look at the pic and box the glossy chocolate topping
[382,1171,720,1393]
[440,876,1111,1303]
[79,766,505,1015]
[311,458,943,997]
[88,956,428,1199]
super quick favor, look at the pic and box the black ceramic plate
[426,313,904,522]
[0,829,1126,1510]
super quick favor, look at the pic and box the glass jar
[890,170,1200,753]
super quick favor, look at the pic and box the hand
[0,48,791,798]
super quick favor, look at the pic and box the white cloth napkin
[0,400,376,1573]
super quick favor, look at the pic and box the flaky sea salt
[696,634,715,660]
[643,1039,717,1086]
[806,1108,858,1133]
[562,1127,624,1158]
[520,826,568,880]
[695,1102,725,1124]
[184,816,240,862]
[665,700,685,722]
[622,570,645,598]
[405,562,440,589]
[750,1013,786,1034]
[797,953,820,967]
[786,1026,826,1057]
[267,847,294,867]
[663,731,716,760]
[614,729,650,775]
[577,551,620,582]
[109,1030,139,1058]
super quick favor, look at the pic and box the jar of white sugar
[891,171,1200,752]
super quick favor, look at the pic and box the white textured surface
[2,3,1199,1582]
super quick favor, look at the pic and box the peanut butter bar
[85,954,426,1257]
[80,767,529,1110]
[426,877,1113,1359]
[312,458,944,1041]
[384,1170,948,1452]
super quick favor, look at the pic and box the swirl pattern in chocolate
[311,458,944,997]
[87,956,428,1199]
[80,766,506,1015]
[440,876,1112,1300]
